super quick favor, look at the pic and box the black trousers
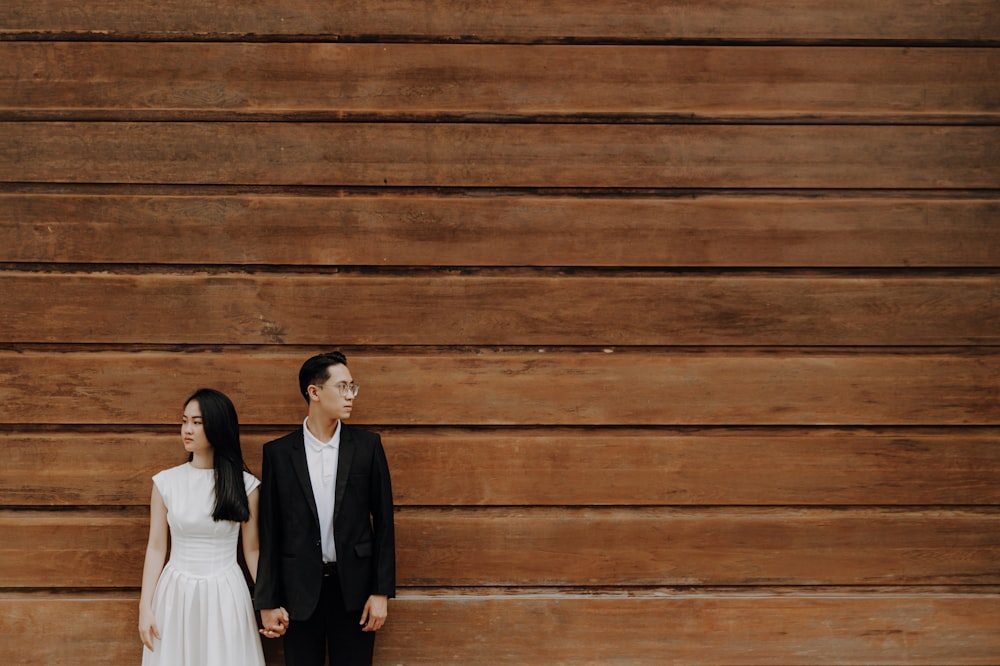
[283,564,376,666]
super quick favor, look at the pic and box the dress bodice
[153,463,259,577]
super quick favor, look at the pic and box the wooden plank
[0,591,284,664]
[3,192,997,267]
[364,590,1000,665]
[3,590,998,665]
[4,507,999,588]
[367,428,1000,506]
[2,1,997,42]
[3,44,998,122]
[0,593,142,665]
[402,508,1000,587]
[3,272,998,346]
[0,350,997,426]
[0,430,186,506]
[0,509,149,588]
[2,123,997,188]
[2,591,999,665]
[4,428,998,507]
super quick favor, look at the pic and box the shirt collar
[303,417,340,452]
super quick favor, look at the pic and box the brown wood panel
[400,508,1000,587]
[5,508,998,588]
[4,272,997,346]
[3,590,999,665]
[2,1,993,664]
[3,123,997,188]
[1,350,997,426]
[382,428,1000,506]
[4,44,998,121]
[0,593,141,665]
[2,1,997,42]
[356,591,1000,665]
[1,510,149,588]
[0,591,287,664]
[4,428,998,507]
[3,192,997,267]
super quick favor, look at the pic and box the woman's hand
[138,606,160,651]
[259,606,289,638]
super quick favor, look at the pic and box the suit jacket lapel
[334,424,355,523]
[289,432,320,528]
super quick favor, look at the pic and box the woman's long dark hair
[184,388,251,523]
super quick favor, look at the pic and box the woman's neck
[190,452,214,469]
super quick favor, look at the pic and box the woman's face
[181,400,212,457]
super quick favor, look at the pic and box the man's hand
[360,594,388,632]
[259,607,289,638]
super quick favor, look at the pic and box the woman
[138,388,266,665]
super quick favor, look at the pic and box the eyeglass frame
[315,382,361,398]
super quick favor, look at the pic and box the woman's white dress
[141,462,265,666]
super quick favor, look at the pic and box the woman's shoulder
[152,462,191,501]
[242,469,261,494]
[152,461,190,483]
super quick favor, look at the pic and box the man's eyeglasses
[317,382,360,398]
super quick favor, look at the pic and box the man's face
[311,363,356,422]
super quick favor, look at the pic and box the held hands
[258,597,385,638]
[360,594,388,632]
[260,607,290,638]
[138,606,161,651]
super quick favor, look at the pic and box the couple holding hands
[138,351,395,666]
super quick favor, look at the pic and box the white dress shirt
[303,417,340,563]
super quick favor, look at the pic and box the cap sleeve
[152,469,170,505]
[243,471,261,496]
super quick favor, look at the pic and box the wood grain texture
[2,0,998,42]
[366,590,1000,665]
[3,590,999,665]
[5,507,998,588]
[3,122,997,188]
[2,1,995,661]
[3,272,998,346]
[3,192,997,267]
[398,507,1000,586]
[0,509,149,588]
[3,44,998,121]
[4,428,998,507]
[0,350,997,426]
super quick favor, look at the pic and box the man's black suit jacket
[254,424,395,619]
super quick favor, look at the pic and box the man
[255,351,395,666]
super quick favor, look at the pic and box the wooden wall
[2,2,999,663]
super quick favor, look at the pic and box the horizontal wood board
[3,0,999,42]
[3,428,997,507]
[4,507,999,588]
[2,44,998,122]
[3,272,999,345]
[4,123,998,188]
[1,192,998,267]
[3,591,1000,665]
[1,350,997,426]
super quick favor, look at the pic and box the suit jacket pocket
[354,541,373,558]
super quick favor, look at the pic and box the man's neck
[306,414,340,442]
